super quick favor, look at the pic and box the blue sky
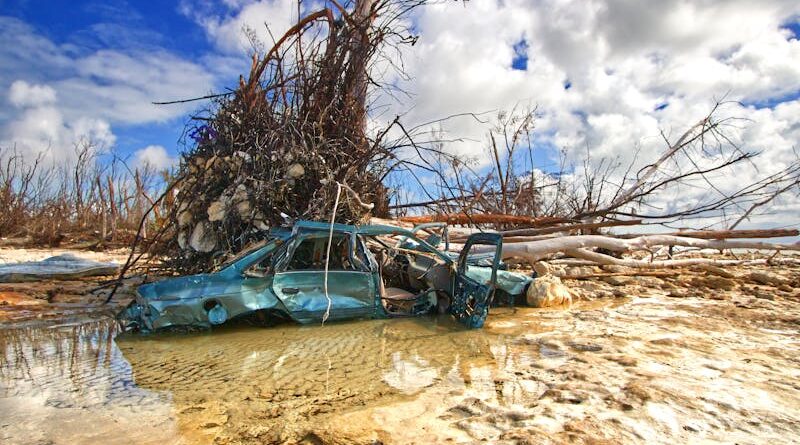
[0,0,229,167]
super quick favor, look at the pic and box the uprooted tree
[137,0,428,273]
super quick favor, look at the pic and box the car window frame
[275,230,368,273]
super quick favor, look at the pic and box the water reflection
[0,310,559,444]
[0,320,178,444]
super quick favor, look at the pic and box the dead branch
[451,219,643,241]
[400,213,572,226]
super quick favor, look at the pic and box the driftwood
[617,228,799,240]
[462,234,800,268]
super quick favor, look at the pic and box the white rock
[177,231,188,250]
[286,163,305,178]
[533,261,551,276]
[253,213,270,231]
[206,199,227,222]
[234,151,251,162]
[603,265,632,274]
[526,275,573,308]
[750,271,787,287]
[565,266,597,277]
[189,222,216,252]
[232,184,251,217]
[177,210,193,228]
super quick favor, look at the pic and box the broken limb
[400,213,572,226]
[470,234,800,266]
[321,179,374,211]
[449,219,643,242]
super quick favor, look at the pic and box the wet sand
[0,259,798,444]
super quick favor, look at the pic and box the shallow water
[2,295,799,444]
[0,305,562,444]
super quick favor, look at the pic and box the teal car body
[119,221,531,332]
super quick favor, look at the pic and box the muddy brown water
[1,295,799,444]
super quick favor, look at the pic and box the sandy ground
[0,247,134,326]
[294,262,800,444]
[0,246,131,265]
[0,249,799,444]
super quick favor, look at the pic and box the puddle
[0,308,554,444]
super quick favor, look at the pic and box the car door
[271,231,376,323]
[450,233,503,328]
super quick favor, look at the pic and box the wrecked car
[119,221,533,332]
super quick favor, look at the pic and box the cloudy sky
[1,0,798,226]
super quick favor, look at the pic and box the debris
[0,254,119,282]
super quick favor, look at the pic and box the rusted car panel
[119,221,530,332]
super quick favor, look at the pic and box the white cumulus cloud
[133,145,178,171]
[8,80,56,108]
[3,81,115,164]
[0,16,216,163]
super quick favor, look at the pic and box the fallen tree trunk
[399,213,572,226]
[473,234,800,267]
[616,228,799,240]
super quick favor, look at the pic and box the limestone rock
[750,271,787,287]
[190,222,217,252]
[526,275,573,308]
[699,264,736,279]
[207,199,227,222]
[533,262,551,276]
[232,184,251,217]
[603,265,633,274]
[564,266,597,277]
[577,281,608,292]
[707,292,730,300]
[668,288,689,298]
[286,163,305,178]
[633,276,665,288]
[602,276,635,286]
[694,276,737,291]
[177,210,193,228]
[755,291,775,301]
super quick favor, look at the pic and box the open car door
[451,233,503,329]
